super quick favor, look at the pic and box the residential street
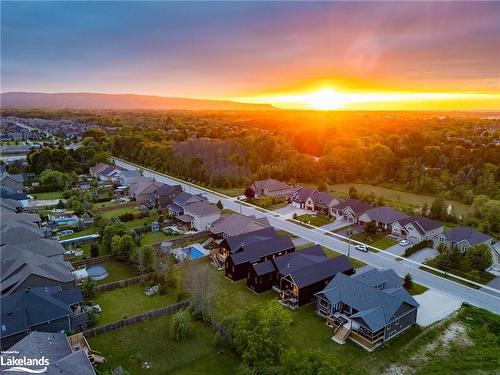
[114,157,500,315]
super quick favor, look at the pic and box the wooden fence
[71,254,114,268]
[96,272,155,292]
[152,230,210,250]
[83,300,190,337]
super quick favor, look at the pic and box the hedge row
[404,240,433,257]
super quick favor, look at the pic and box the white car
[355,245,368,252]
[59,229,74,236]
[399,239,410,246]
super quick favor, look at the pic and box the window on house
[395,319,400,325]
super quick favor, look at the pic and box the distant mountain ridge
[0,92,276,111]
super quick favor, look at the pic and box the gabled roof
[317,270,419,332]
[231,236,294,265]
[0,221,42,245]
[252,179,291,192]
[127,176,157,196]
[0,211,41,226]
[362,206,409,224]
[0,248,75,296]
[0,186,29,201]
[0,198,22,213]
[0,173,24,183]
[155,183,182,197]
[1,287,83,336]
[442,226,492,246]
[120,169,141,179]
[209,213,270,237]
[1,332,96,374]
[90,162,109,175]
[396,215,442,234]
[312,191,340,207]
[352,267,403,290]
[291,187,316,204]
[286,255,353,288]
[333,198,373,215]
[184,201,220,217]
[274,244,327,275]
[100,165,125,177]
[2,239,65,258]
[253,260,277,276]
[173,191,205,206]
[223,226,277,253]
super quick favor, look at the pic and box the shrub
[170,309,192,342]
[119,212,135,222]
[90,244,99,258]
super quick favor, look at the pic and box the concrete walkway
[408,248,439,264]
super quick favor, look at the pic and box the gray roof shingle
[442,226,492,246]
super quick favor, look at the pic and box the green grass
[212,186,245,197]
[351,231,397,251]
[421,257,495,288]
[93,284,179,325]
[59,225,98,240]
[295,213,333,227]
[32,191,64,200]
[246,197,287,211]
[98,205,140,219]
[330,183,472,217]
[141,231,176,246]
[95,260,137,285]
[88,313,240,375]
[405,283,428,296]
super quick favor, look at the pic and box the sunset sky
[1,1,499,110]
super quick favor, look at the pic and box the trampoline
[86,265,109,281]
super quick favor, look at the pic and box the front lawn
[89,313,240,375]
[295,213,333,227]
[351,231,398,251]
[405,283,428,296]
[422,257,495,288]
[246,196,287,211]
[93,284,179,326]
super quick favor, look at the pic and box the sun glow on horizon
[232,87,500,111]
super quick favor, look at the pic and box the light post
[347,222,352,258]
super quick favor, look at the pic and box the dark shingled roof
[333,198,373,215]
[155,183,182,196]
[317,269,419,332]
[291,187,315,204]
[223,227,277,254]
[362,206,409,225]
[253,260,277,276]
[396,215,442,234]
[274,244,327,275]
[231,236,294,265]
[1,332,96,374]
[286,255,353,288]
[442,226,492,246]
[1,287,83,336]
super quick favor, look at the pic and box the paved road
[114,158,500,315]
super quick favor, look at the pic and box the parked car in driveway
[399,239,410,246]
[355,244,368,252]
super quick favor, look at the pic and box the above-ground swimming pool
[86,265,109,281]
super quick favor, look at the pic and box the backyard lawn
[31,191,64,200]
[93,284,179,325]
[88,313,240,375]
[295,213,333,227]
[98,205,140,219]
[95,260,137,285]
[351,231,398,251]
[141,231,176,246]
[59,225,98,240]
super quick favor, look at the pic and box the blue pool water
[184,247,205,259]
[87,265,108,281]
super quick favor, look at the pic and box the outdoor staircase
[201,238,213,247]
[332,325,351,345]
[211,254,224,270]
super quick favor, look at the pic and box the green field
[98,205,140,219]
[59,225,98,240]
[89,313,240,375]
[141,231,176,246]
[330,183,472,216]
